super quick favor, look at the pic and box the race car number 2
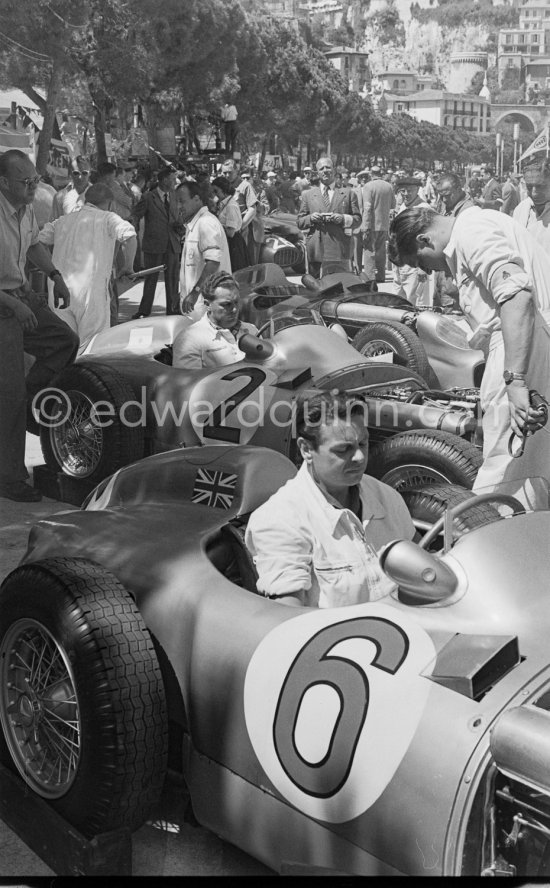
[244,603,435,823]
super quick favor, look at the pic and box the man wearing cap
[297,156,360,278]
[360,164,394,283]
[50,156,90,220]
[392,174,434,306]
[298,166,313,191]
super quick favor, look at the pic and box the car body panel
[61,318,478,459]
[18,444,550,875]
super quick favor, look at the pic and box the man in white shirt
[39,184,137,352]
[221,102,238,155]
[173,271,257,369]
[245,392,415,608]
[50,156,90,220]
[177,180,231,314]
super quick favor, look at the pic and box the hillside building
[325,46,371,92]
[498,0,550,85]
[383,89,491,134]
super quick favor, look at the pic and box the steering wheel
[419,492,525,551]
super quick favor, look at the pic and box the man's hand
[181,288,199,313]
[361,228,371,244]
[12,299,38,333]
[52,276,71,309]
[329,213,344,226]
[310,212,325,227]
[507,380,540,437]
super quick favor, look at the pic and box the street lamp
[496,131,502,178]
[513,123,520,172]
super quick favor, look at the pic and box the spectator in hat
[220,101,238,155]
[50,156,90,220]
[391,175,434,306]
[360,164,395,284]
[298,166,313,191]
[113,163,137,221]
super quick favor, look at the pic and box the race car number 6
[244,604,435,823]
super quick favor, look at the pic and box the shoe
[131,312,150,320]
[0,480,42,502]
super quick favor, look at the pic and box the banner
[154,126,176,156]
[0,125,31,154]
[46,137,71,188]
[519,124,549,163]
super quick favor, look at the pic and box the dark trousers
[137,248,181,315]
[0,292,79,483]
[224,121,238,154]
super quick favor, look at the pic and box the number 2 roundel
[244,603,435,823]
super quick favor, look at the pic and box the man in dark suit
[297,156,361,278]
[131,168,182,317]
[476,167,503,211]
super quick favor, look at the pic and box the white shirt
[180,206,231,300]
[172,312,259,369]
[50,185,88,220]
[39,205,136,351]
[245,462,415,608]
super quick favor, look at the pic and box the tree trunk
[35,58,63,176]
[258,135,270,175]
[91,91,113,166]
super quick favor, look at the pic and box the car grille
[273,246,302,268]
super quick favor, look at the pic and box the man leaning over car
[245,391,415,607]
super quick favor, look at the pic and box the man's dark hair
[211,175,235,196]
[437,171,462,191]
[85,183,115,207]
[176,178,210,205]
[157,167,173,184]
[0,149,28,177]
[388,206,439,267]
[295,391,368,450]
[202,271,238,302]
[97,161,116,177]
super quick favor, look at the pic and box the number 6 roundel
[244,604,435,823]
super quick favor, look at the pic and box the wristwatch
[48,269,63,280]
[503,370,526,385]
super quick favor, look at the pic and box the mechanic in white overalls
[389,205,550,510]
[392,175,435,308]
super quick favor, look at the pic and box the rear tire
[352,322,432,381]
[368,430,482,491]
[402,483,501,549]
[0,558,168,838]
[40,362,144,482]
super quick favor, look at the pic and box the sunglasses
[72,170,90,177]
[11,175,41,187]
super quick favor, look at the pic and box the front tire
[40,362,144,482]
[0,558,168,838]
[352,322,432,381]
[368,430,482,491]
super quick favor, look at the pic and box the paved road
[0,278,273,878]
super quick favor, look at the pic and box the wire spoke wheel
[378,463,451,492]
[360,339,397,359]
[50,390,104,478]
[0,618,80,798]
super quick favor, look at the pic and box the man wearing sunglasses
[0,150,79,502]
[50,155,90,220]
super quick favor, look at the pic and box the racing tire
[40,362,144,483]
[401,483,501,549]
[367,430,482,491]
[352,322,432,381]
[0,558,168,838]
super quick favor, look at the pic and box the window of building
[532,45,540,53]
[393,79,399,89]
[397,103,404,112]
[400,79,406,89]
[533,34,539,43]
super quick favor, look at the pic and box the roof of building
[324,45,369,56]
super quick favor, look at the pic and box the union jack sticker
[191,468,237,510]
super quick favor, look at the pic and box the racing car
[38,311,481,490]
[2,443,549,877]
[234,263,485,390]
